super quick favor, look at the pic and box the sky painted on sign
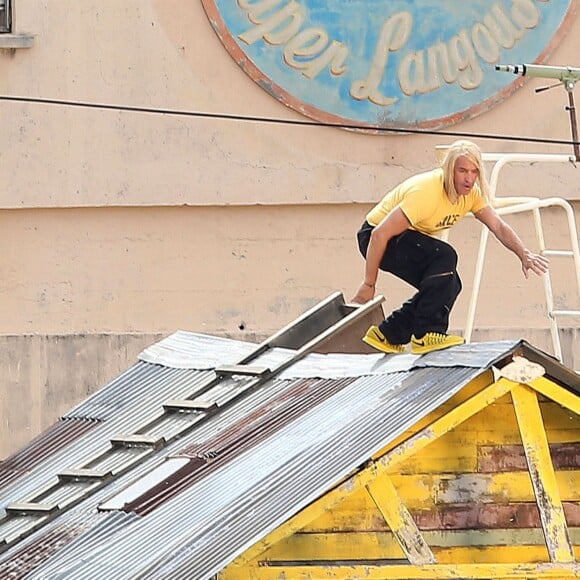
[203,0,576,128]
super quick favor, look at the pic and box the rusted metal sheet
[0,511,136,580]
[123,376,357,515]
[1,419,102,473]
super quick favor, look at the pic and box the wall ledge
[0,33,35,49]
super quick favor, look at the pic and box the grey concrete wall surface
[0,333,164,458]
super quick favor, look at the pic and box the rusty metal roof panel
[63,363,214,421]
[1,418,102,473]
[0,510,137,580]
[0,365,213,512]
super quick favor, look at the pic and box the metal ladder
[0,292,384,552]
[462,153,580,369]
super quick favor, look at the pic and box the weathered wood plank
[511,384,574,563]
[430,470,578,506]
[476,428,579,446]
[413,502,580,531]
[366,475,435,565]
[298,470,578,525]
[478,442,580,473]
[305,500,580,533]
[378,379,515,472]
[220,561,580,579]
[259,529,580,560]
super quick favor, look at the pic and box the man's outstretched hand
[350,282,375,305]
[521,249,549,278]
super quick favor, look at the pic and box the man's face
[453,155,479,196]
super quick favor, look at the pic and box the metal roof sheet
[0,418,101,477]
[140,331,522,377]
[0,331,576,579]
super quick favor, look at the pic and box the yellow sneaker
[411,332,465,354]
[362,326,406,354]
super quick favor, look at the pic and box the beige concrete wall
[0,1,579,458]
[0,333,163,458]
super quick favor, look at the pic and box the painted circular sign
[202,0,577,130]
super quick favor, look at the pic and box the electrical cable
[0,94,579,149]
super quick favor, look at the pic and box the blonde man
[351,140,548,354]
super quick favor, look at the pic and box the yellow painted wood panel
[366,475,435,564]
[389,413,578,476]
[451,400,577,433]
[530,377,580,416]
[378,379,516,473]
[305,490,386,532]
[433,544,560,564]
[384,409,578,458]
[400,399,576,437]
[392,430,479,474]
[475,428,579,446]
[260,529,580,561]
[382,418,579,475]
[262,530,407,560]
[220,562,580,579]
[511,384,575,563]
[394,470,579,508]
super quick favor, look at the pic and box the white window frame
[0,0,34,48]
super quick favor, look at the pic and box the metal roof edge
[515,339,580,394]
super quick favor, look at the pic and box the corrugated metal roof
[0,418,101,477]
[139,331,520,377]
[0,510,137,580]
[0,330,576,579]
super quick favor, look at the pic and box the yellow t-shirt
[366,168,488,236]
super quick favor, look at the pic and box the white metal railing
[459,152,579,364]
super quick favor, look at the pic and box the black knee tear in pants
[357,222,462,344]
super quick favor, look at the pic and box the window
[0,0,11,33]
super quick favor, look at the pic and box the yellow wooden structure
[220,364,580,579]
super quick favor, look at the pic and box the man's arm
[351,207,411,304]
[474,206,549,278]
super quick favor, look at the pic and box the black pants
[357,221,462,344]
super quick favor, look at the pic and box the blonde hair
[441,140,489,203]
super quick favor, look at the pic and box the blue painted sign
[202,0,577,129]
